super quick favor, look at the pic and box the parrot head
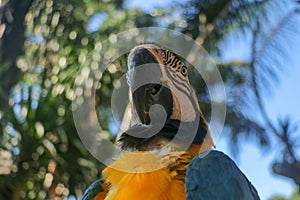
[119,43,211,151]
[128,45,173,125]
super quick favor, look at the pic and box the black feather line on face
[118,116,207,150]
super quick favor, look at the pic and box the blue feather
[185,150,260,200]
[81,179,105,200]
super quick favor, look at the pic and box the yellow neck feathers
[101,151,192,200]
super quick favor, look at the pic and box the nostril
[150,84,162,96]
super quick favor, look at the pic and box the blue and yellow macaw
[82,44,260,200]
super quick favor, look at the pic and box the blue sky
[225,60,300,199]
[125,0,300,199]
[219,29,300,199]
[217,33,300,199]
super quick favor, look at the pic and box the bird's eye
[181,66,188,76]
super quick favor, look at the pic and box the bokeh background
[0,0,300,199]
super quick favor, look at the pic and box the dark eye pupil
[182,67,187,75]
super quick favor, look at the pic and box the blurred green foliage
[0,0,155,199]
[0,0,299,199]
[269,187,300,200]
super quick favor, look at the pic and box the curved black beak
[129,47,173,125]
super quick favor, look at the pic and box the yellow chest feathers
[100,151,194,200]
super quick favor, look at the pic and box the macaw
[82,43,260,200]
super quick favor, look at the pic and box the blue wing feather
[185,150,260,200]
[81,179,105,200]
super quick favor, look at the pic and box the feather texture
[81,179,107,200]
[185,150,260,200]
[102,151,187,200]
